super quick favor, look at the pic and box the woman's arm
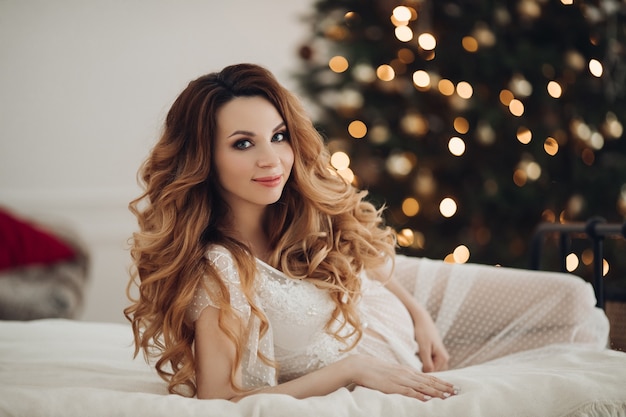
[368,268,450,372]
[194,305,456,401]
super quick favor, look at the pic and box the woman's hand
[411,305,450,372]
[347,354,456,401]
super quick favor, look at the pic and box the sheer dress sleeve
[187,245,277,389]
[392,255,610,369]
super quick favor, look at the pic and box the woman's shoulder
[205,244,235,266]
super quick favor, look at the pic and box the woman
[125,63,608,402]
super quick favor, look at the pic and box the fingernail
[443,392,451,398]
[423,395,432,401]
[453,386,461,395]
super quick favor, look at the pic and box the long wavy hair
[124,63,396,397]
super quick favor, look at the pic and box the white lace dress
[187,245,609,389]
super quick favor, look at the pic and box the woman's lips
[253,175,283,187]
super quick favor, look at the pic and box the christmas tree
[295,0,626,288]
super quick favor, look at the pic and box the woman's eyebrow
[272,122,286,132]
[228,122,286,138]
[227,129,255,138]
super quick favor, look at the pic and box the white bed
[1,318,625,417]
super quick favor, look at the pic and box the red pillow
[0,208,76,272]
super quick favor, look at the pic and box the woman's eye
[272,131,289,142]
[233,139,253,150]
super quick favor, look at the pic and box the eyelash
[232,130,290,150]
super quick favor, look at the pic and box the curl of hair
[124,63,396,397]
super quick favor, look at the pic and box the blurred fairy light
[453,245,470,263]
[438,79,455,96]
[561,0,574,5]
[589,131,605,150]
[369,124,390,144]
[454,117,469,134]
[448,137,466,156]
[603,259,610,276]
[376,64,395,81]
[476,121,496,145]
[509,74,533,97]
[603,112,624,138]
[418,33,437,50]
[456,81,473,99]
[472,23,496,47]
[508,99,525,116]
[398,48,415,64]
[439,197,458,218]
[566,253,579,272]
[414,169,436,196]
[396,228,425,249]
[412,70,431,88]
[348,120,367,138]
[329,56,349,73]
[517,127,532,144]
[589,59,603,77]
[353,64,376,83]
[547,81,563,98]
[462,36,479,52]
[499,89,514,106]
[401,197,420,217]
[330,151,350,170]
[337,168,355,183]
[395,26,414,42]
[401,113,429,136]
[386,152,416,177]
[396,228,414,247]
[392,6,412,23]
[544,137,559,155]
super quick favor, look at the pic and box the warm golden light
[418,33,437,50]
[453,245,470,263]
[589,59,603,77]
[401,197,420,217]
[456,81,473,99]
[454,117,469,134]
[499,89,514,106]
[509,99,524,116]
[448,137,466,156]
[397,228,414,247]
[561,0,573,4]
[398,48,415,64]
[329,56,349,73]
[544,137,559,156]
[330,151,351,170]
[438,79,455,96]
[395,25,413,42]
[376,64,395,81]
[439,197,457,218]
[412,70,430,88]
[525,161,541,180]
[566,253,579,272]
[547,81,563,98]
[337,168,355,184]
[392,6,412,22]
[517,127,532,144]
[386,152,416,176]
[603,259,610,276]
[348,120,367,138]
[462,36,478,52]
[513,169,527,187]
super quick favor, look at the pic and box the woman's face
[213,96,294,219]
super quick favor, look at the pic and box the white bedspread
[0,319,625,417]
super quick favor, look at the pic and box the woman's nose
[257,142,280,167]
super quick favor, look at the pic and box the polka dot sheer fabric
[394,256,609,369]
[188,247,610,389]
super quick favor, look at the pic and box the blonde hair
[124,63,396,397]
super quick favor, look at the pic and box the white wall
[0,0,313,323]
